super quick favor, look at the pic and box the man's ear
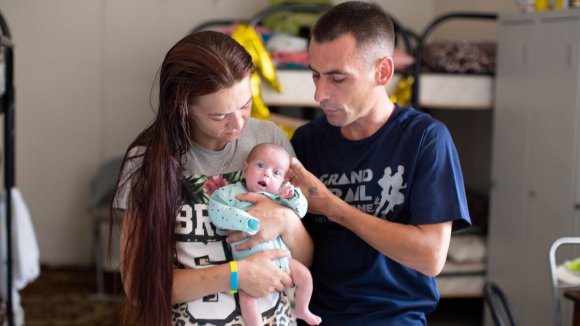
[376,56,394,86]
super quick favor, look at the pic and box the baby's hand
[278,181,294,199]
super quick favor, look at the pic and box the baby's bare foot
[296,310,322,325]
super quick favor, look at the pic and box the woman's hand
[172,249,292,304]
[228,189,314,266]
[228,192,296,251]
[238,250,293,297]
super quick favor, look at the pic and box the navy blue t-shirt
[291,105,470,325]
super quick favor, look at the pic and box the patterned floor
[19,266,122,326]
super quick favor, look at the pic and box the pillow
[447,234,486,263]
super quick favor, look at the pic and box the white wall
[0,0,270,266]
[0,0,519,266]
[432,0,519,41]
[0,0,103,266]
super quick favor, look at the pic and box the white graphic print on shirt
[375,165,407,217]
[320,165,407,218]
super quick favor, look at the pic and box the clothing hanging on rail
[0,188,39,326]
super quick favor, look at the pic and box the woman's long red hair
[111,31,254,325]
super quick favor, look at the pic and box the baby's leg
[239,290,262,326]
[289,258,322,325]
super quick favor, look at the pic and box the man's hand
[289,157,336,217]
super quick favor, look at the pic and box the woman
[112,30,313,326]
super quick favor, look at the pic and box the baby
[208,143,321,326]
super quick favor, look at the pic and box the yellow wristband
[229,261,238,294]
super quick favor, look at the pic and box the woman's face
[189,76,252,151]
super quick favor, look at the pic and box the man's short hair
[311,1,395,58]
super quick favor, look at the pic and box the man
[289,1,471,324]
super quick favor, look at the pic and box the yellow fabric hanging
[389,75,414,107]
[231,24,283,123]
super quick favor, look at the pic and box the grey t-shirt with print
[116,118,297,325]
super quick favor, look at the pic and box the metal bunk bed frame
[194,3,415,67]
[191,3,415,122]
[411,12,498,110]
[192,3,332,33]
[0,9,16,326]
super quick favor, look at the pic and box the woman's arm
[120,211,294,304]
[229,193,314,267]
[172,249,293,303]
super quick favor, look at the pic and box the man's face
[308,34,377,128]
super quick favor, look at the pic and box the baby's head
[242,143,291,193]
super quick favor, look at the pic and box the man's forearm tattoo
[307,187,318,199]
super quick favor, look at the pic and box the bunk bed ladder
[0,9,16,326]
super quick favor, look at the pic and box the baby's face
[243,147,290,193]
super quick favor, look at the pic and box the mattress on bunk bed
[261,71,403,108]
[262,51,495,110]
[437,260,486,298]
[262,69,494,110]
[418,73,493,110]
[418,41,496,110]
[437,233,487,298]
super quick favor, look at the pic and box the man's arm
[290,157,451,276]
[120,210,293,304]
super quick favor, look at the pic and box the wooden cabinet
[487,9,580,326]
